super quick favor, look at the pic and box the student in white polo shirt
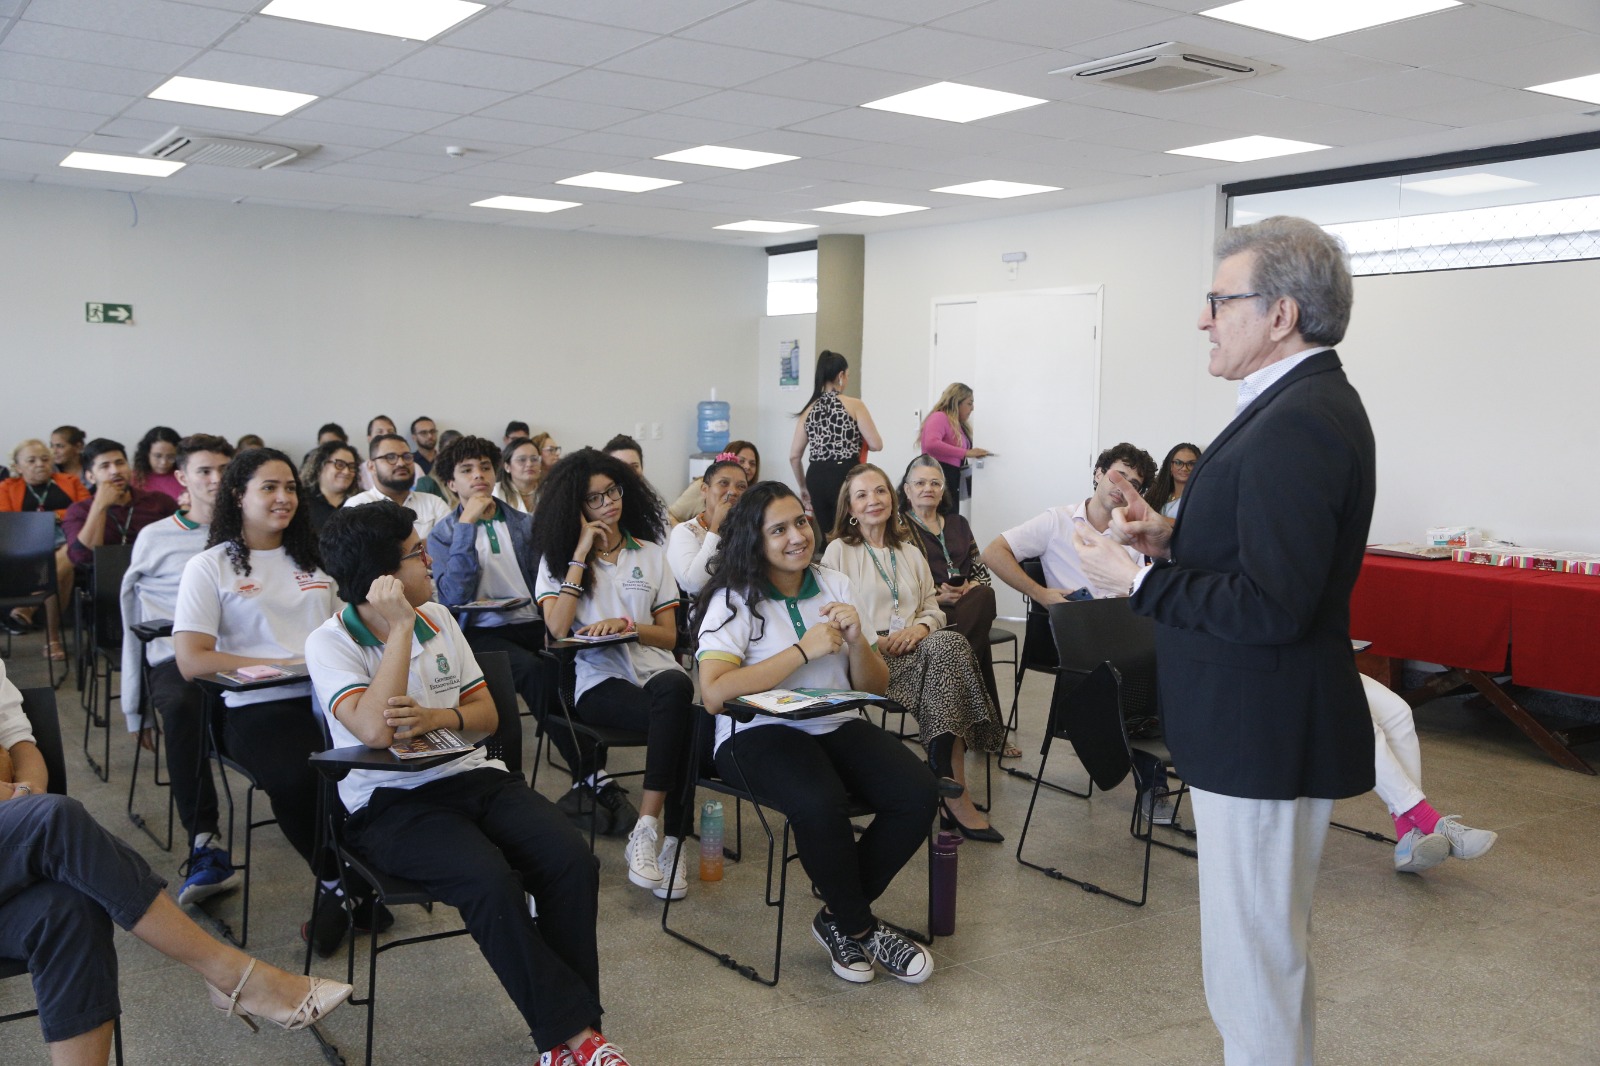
[342,433,449,541]
[695,482,938,986]
[532,449,694,902]
[307,500,630,1066]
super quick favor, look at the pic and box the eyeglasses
[1171,459,1196,469]
[373,453,412,466]
[399,543,428,564]
[542,445,562,457]
[1206,291,1260,318]
[325,459,357,472]
[583,483,624,509]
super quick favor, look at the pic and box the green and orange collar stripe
[761,569,822,639]
[339,603,440,648]
[173,511,201,530]
[327,683,367,717]
[461,676,488,698]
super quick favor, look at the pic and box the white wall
[756,312,815,493]
[1,182,763,477]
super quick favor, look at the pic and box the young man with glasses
[344,434,449,541]
[409,416,438,477]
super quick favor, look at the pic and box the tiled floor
[2,626,1597,1065]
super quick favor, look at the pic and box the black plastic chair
[82,544,132,782]
[305,650,522,1066]
[0,512,63,689]
[126,620,177,851]
[532,647,648,850]
[1000,557,1089,797]
[660,707,934,987]
[0,686,125,1063]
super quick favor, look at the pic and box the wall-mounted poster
[778,340,800,390]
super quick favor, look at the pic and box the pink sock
[1401,800,1441,835]
[1392,812,1414,837]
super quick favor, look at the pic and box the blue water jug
[697,389,730,454]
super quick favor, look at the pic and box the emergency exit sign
[86,302,133,324]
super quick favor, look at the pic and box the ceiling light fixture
[556,172,682,192]
[1166,135,1329,161]
[714,220,817,233]
[1400,173,1537,196]
[148,76,317,116]
[1199,0,1460,41]
[813,201,928,216]
[1525,73,1600,106]
[861,81,1047,123]
[60,151,185,177]
[471,195,581,213]
[931,180,1061,198]
[655,145,798,169]
[260,0,484,41]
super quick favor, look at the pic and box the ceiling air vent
[139,127,316,169]
[1051,43,1279,93]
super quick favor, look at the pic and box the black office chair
[660,707,934,987]
[532,647,648,850]
[82,544,132,782]
[1000,557,1090,797]
[0,512,63,689]
[0,686,125,1063]
[304,650,522,1066]
[126,620,177,851]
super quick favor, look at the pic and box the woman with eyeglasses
[1144,443,1203,519]
[531,432,563,475]
[299,440,360,533]
[493,437,543,515]
[531,449,697,902]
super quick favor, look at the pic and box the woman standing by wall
[918,384,990,511]
[789,351,881,539]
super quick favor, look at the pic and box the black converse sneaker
[863,921,933,984]
[810,908,874,983]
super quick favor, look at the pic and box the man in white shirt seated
[982,443,1156,604]
[344,434,449,541]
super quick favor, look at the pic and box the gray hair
[1215,216,1353,347]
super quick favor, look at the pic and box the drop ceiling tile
[600,112,768,144]
[0,119,86,146]
[98,115,197,139]
[1244,44,1412,97]
[1076,116,1249,152]
[121,97,284,133]
[698,168,818,192]
[0,54,162,95]
[740,60,927,105]
[385,133,545,159]
[424,115,579,147]
[666,89,845,127]
[786,106,952,142]
[478,95,643,131]
[203,16,421,68]
[826,140,973,170]
[506,0,743,35]
[543,129,687,158]
[318,160,445,184]
[599,37,807,88]
[340,148,467,174]
[1394,87,1592,127]
[0,78,137,118]
[168,0,261,11]
[823,27,1047,78]
[982,99,1142,139]
[2,20,201,72]
[678,0,906,58]
[499,145,641,171]
[1426,32,1600,90]
[338,76,514,115]
[1334,4,1570,67]
[442,9,655,65]
[421,164,569,189]
[1068,13,1307,61]
[259,116,412,149]
[957,51,1112,102]
[761,157,931,187]
[1484,0,1600,35]
[791,0,990,23]
[929,0,1172,50]
[1294,113,1454,147]
[720,129,879,157]
[293,98,456,134]
[894,121,1059,157]
[381,47,578,94]
[181,51,369,96]
[538,70,720,111]
[22,0,242,47]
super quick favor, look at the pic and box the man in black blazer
[1077,216,1375,1065]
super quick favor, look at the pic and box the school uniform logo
[436,653,449,673]
[632,566,643,579]
[234,580,262,598]
[294,570,331,592]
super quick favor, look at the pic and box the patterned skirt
[886,628,1006,755]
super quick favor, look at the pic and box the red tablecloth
[1351,554,1600,696]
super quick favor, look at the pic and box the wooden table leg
[1449,669,1596,775]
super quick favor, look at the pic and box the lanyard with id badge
[865,544,905,634]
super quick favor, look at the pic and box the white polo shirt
[468,515,538,626]
[696,566,861,754]
[305,600,501,814]
[534,531,683,701]
[999,501,1141,599]
[342,488,450,542]
[174,543,339,707]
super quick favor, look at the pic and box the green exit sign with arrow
[86,302,133,324]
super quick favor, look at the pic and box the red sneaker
[571,1032,631,1066]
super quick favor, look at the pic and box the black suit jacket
[1133,349,1376,800]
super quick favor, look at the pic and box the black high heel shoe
[926,733,966,800]
[940,800,1004,843]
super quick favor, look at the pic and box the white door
[931,301,978,410]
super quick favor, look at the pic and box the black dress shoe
[302,891,350,959]
[939,801,1005,843]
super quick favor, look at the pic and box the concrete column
[816,234,864,396]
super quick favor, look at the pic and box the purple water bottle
[930,829,962,936]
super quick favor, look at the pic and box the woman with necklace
[0,439,90,656]
[666,454,748,596]
[532,449,697,902]
[821,464,1006,842]
[493,436,544,514]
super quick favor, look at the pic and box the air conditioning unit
[139,127,317,169]
[1051,43,1280,93]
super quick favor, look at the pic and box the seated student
[409,415,438,477]
[504,420,530,447]
[666,454,748,597]
[62,438,180,568]
[316,423,347,445]
[668,440,759,523]
[51,425,86,483]
[1144,443,1202,519]
[299,440,360,534]
[356,416,398,492]
[119,434,241,906]
[531,432,562,479]
[173,448,382,955]
[493,436,543,515]
[697,482,937,985]
[0,659,352,1065]
[604,433,672,525]
[426,437,621,834]
[307,501,630,1066]
[0,439,89,659]
[532,449,695,900]
[343,433,449,541]
[1364,674,1498,874]
[822,464,1006,843]
[234,434,264,452]
[132,426,183,502]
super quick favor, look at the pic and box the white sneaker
[1139,791,1178,826]
[1433,815,1497,860]
[654,836,689,900]
[625,815,662,890]
[1393,827,1450,873]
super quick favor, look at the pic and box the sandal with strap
[206,958,353,1033]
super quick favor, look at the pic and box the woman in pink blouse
[919,383,990,511]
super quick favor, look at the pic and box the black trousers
[0,795,166,1042]
[805,457,856,542]
[576,671,695,835]
[216,695,332,878]
[714,718,936,936]
[148,659,218,843]
[346,769,602,1053]
[464,621,601,780]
